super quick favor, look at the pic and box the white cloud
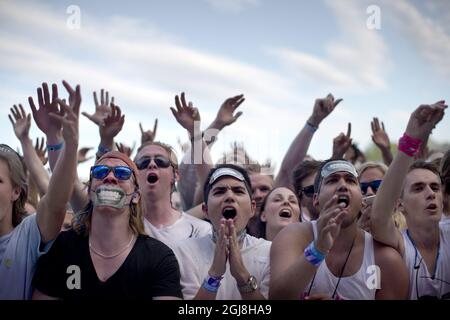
[383,0,450,80]
[269,0,389,91]
[203,0,260,13]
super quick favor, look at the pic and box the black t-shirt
[33,229,183,299]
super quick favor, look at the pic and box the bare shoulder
[272,222,314,252]
[373,239,405,267]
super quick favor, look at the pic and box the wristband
[398,133,422,157]
[202,274,223,293]
[47,142,64,152]
[304,241,326,267]
[97,145,112,154]
[305,121,318,133]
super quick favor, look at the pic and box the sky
[1,0,449,177]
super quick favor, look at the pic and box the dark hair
[203,164,252,204]
[292,160,322,197]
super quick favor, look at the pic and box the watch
[238,275,258,293]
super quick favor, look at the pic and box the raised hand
[99,103,125,142]
[371,118,390,150]
[332,123,352,159]
[115,141,136,158]
[308,93,343,127]
[139,119,158,145]
[29,83,63,137]
[170,92,200,137]
[49,81,81,147]
[9,104,31,141]
[77,147,94,164]
[209,219,229,278]
[405,101,447,141]
[315,195,346,254]
[227,220,249,284]
[213,94,244,129]
[34,137,48,165]
[82,89,113,126]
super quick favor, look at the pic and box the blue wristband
[305,121,318,133]
[97,145,112,154]
[304,241,326,267]
[202,275,223,293]
[47,142,64,152]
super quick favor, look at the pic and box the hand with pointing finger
[308,93,343,127]
[332,123,352,159]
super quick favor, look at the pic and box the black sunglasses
[91,165,133,180]
[135,156,172,170]
[360,180,382,195]
[300,185,315,198]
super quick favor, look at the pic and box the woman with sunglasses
[32,151,182,299]
[358,162,406,232]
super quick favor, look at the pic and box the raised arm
[36,80,80,244]
[371,101,447,252]
[178,94,244,210]
[139,119,158,145]
[171,92,213,205]
[371,117,393,165]
[9,105,50,198]
[274,94,342,188]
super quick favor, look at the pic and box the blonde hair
[136,141,179,170]
[0,145,28,227]
[358,162,388,179]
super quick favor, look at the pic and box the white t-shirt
[171,234,271,300]
[0,214,53,300]
[440,214,450,226]
[143,212,212,248]
[402,224,450,299]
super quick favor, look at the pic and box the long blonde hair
[0,145,28,227]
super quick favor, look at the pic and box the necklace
[89,234,135,259]
[307,232,357,299]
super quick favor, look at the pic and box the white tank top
[304,221,377,300]
[402,224,450,300]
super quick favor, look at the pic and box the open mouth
[426,203,438,210]
[222,207,237,219]
[337,195,350,208]
[279,209,292,218]
[147,173,159,184]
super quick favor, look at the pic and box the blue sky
[1,0,449,177]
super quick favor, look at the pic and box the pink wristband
[398,133,422,157]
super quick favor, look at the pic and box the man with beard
[292,160,322,221]
[270,159,409,300]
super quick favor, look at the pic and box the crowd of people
[1,80,449,300]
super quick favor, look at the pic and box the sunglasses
[360,180,382,195]
[91,165,133,180]
[135,156,172,170]
[300,185,315,198]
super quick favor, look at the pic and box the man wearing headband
[0,81,80,299]
[270,159,408,299]
[32,151,182,299]
[371,102,450,299]
[171,164,271,299]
